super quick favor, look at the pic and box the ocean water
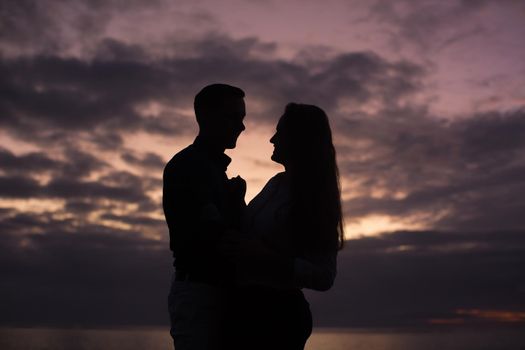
[1,327,524,350]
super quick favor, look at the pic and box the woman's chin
[271,153,283,165]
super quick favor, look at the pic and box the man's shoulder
[164,145,204,177]
[165,145,193,166]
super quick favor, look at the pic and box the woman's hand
[219,231,295,287]
[218,230,271,262]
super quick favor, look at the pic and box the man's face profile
[218,97,246,149]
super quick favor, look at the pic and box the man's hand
[227,175,246,204]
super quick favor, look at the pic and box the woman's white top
[239,172,337,291]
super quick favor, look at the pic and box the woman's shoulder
[268,171,287,184]
[246,172,288,208]
[264,172,291,193]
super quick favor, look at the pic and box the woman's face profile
[270,116,289,166]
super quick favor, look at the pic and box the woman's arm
[231,238,337,291]
[293,250,337,291]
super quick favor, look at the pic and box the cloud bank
[1,0,524,328]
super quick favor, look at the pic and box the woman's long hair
[280,103,344,254]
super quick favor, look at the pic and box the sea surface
[1,327,524,350]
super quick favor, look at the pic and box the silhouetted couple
[163,84,344,350]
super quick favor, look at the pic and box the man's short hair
[194,84,245,125]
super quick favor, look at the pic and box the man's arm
[163,159,226,257]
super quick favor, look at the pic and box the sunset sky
[1,0,525,328]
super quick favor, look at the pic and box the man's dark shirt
[163,137,238,284]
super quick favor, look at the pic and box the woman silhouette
[228,103,344,350]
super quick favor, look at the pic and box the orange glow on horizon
[429,309,525,325]
[344,214,427,239]
[428,318,465,325]
[456,309,525,323]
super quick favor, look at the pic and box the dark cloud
[0,227,172,326]
[305,230,525,327]
[0,147,61,173]
[44,177,147,202]
[100,213,166,228]
[0,33,426,148]
[369,0,490,52]
[121,151,165,170]
[0,211,49,233]
[89,130,124,150]
[1,0,524,331]
[456,110,525,160]
[0,0,67,55]
[0,211,86,241]
[370,0,525,53]
[1,228,523,327]
[313,51,424,106]
[0,147,106,179]
[0,196,165,240]
[93,38,150,62]
[98,170,161,193]
[1,27,523,265]
[339,108,525,231]
[63,199,101,214]
[61,148,108,178]
[0,143,159,217]
[164,32,278,60]
[0,0,167,57]
[0,175,41,198]
[0,167,156,217]
[0,53,198,145]
[0,56,166,133]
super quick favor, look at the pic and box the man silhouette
[163,84,246,350]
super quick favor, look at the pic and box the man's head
[194,84,246,149]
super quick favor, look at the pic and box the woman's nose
[270,134,276,144]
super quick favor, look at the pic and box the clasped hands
[227,175,246,205]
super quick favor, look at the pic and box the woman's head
[272,103,344,252]
[270,103,334,171]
